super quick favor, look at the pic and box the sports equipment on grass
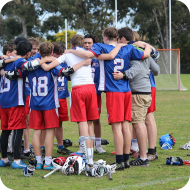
[166,157,183,165]
[155,49,187,91]
[101,139,109,145]
[23,165,35,177]
[159,134,176,150]
[147,152,158,161]
[179,141,190,150]
[63,139,73,147]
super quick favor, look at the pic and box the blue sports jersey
[25,81,31,96]
[149,72,156,88]
[91,59,101,95]
[90,43,144,92]
[27,52,41,61]
[57,63,69,99]
[26,62,62,111]
[1,59,26,108]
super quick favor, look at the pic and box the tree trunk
[20,17,27,38]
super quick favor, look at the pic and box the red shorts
[106,91,132,125]
[147,87,156,114]
[70,84,99,122]
[25,95,30,115]
[29,109,59,130]
[97,94,102,115]
[58,99,69,121]
[1,106,26,130]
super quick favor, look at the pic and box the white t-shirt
[56,47,94,87]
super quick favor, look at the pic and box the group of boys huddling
[0,26,160,172]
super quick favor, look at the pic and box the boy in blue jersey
[65,27,151,169]
[0,40,32,169]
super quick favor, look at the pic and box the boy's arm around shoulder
[149,57,160,76]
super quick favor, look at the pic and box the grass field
[1,74,190,190]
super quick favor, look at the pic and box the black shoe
[41,148,45,157]
[57,148,73,154]
[124,160,130,169]
[21,151,35,160]
[130,158,149,167]
[115,162,125,171]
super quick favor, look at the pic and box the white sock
[2,158,9,163]
[87,148,93,165]
[140,157,147,161]
[45,156,52,165]
[36,156,42,164]
[15,160,21,164]
[95,138,101,147]
[24,149,30,153]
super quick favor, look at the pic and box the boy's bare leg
[122,120,131,154]
[88,120,94,147]
[145,112,157,149]
[111,122,123,155]
[32,130,41,156]
[133,123,147,159]
[55,121,63,146]
[78,122,90,148]
[93,119,101,138]
[45,128,55,157]
[40,129,46,147]
[24,114,31,151]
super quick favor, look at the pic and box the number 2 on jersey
[113,58,124,72]
[32,76,48,96]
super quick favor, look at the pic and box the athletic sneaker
[0,160,12,167]
[179,141,190,150]
[12,161,28,169]
[96,146,106,153]
[115,162,125,170]
[147,152,158,161]
[43,163,55,170]
[36,163,43,170]
[57,148,73,154]
[21,151,35,160]
[130,158,149,167]
[124,160,130,169]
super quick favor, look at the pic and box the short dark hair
[14,36,28,45]
[53,42,66,55]
[39,42,54,57]
[70,35,84,47]
[118,27,134,41]
[84,34,99,43]
[16,41,32,56]
[3,43,16,55]
[102,27,118,41]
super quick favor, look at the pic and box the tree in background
[47,30,77,49]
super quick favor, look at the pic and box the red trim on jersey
[22,61,27,70]
[18,69,22,78]
[89,50,99,57]
[58,68,64,76]
[141,51,144,60]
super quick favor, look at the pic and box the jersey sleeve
[130,46,144,60]
[16,58,28,70]
[51,65,63,76]
[18,69,27,78]
[56,54,66,64]
[89,43,103,57]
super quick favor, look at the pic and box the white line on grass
[101,176,189,190]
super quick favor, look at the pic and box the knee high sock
[13,129,23,159]
[1,130,12,158]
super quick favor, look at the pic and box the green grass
[1,75,190,190]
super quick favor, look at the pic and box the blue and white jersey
[27,52,41,61]
[26,62,62,111]
[91,59,101,95]
[149,72,156,88]
[25,80,31,96]
[90,43,144,92]
[1,58,26,108]
[57,63,69,99]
